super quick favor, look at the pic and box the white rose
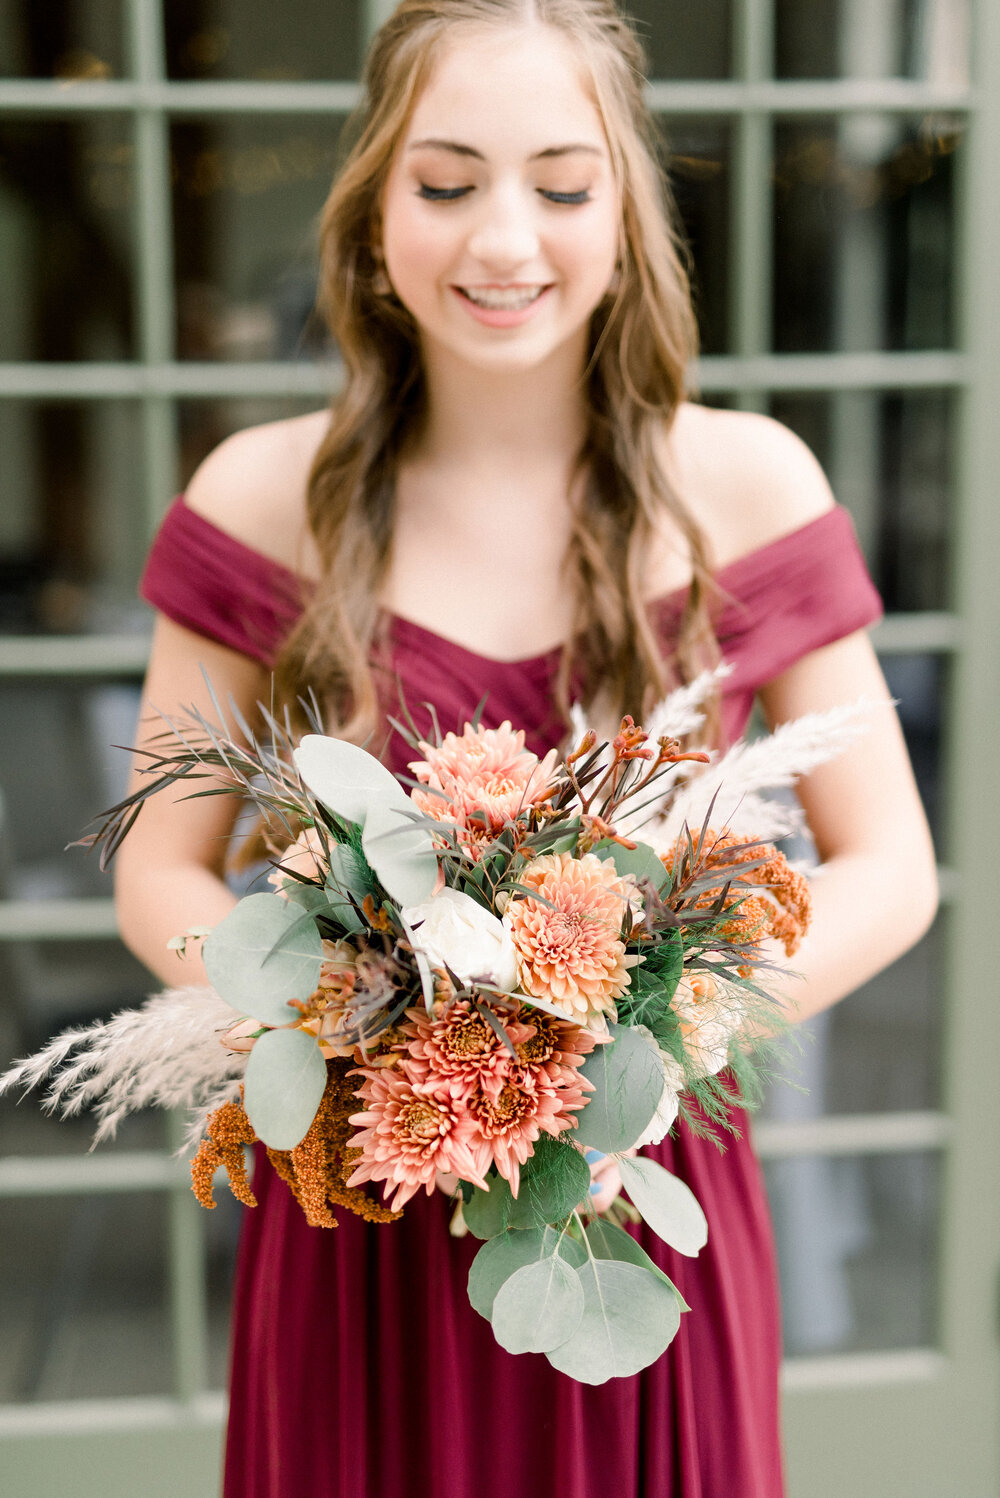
[632,1025,686,1148]
[672,971,745,1079]
[400,887,518,992]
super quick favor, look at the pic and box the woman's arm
[114,612,270,987]
[756,627,939,1024]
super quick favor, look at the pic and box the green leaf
[592,838,669,890]
[584,1217,691,1311]
[324,842,371,933]
[463,1175,513,1239]
[242,1027,328,1149]
[506,1135,591,1229]
[293,734,408,826]
[491,1253,585,1355]
[202,892,324,1025]
[576,1023,666,1153]
[361,800,439,906]
[467,1227,546,1317]
[618,1155,708,1257]
[545,1259,681,1384]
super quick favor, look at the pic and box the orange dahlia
[345,1069,489,1211]
[504,852,636,1027]
[408,721,559,856]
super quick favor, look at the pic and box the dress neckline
[172,493,844,671]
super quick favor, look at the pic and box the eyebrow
[406,138,603,162]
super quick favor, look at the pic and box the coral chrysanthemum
[504,851,636,1026]
[345,1068,490,1210]
[408,721,559,858]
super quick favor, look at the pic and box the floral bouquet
[0,672,868,1383]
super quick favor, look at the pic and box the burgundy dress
[142,497,881,1498]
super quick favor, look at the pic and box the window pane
[775,0,971,83]
[0,118,136,362]
[0,401,147,634]
[764,1150,939,1356]
[0,3,125,80]
[165,0,365,82]
[769,390,955,613]
[630,0,732,80]
[662,118,732,356]
[171,116,346,361]
[0,1192,171,1401]
[762,911,946,1122]
[772,115,962,354]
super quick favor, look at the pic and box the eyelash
[417,184,591,205]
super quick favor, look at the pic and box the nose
[465,183,540,272]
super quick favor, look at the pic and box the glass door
[0,2,996,1494]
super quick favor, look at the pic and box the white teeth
[460,285,546,310]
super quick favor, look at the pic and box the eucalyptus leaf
[361,800,439,906]
[491,1254,585,1355]
[592,838,669,891]
[576,1024,665,1154]
[293,734,409,826]
[467,1227,547,1318]
[584,1217,690,1310]
[545,1259,681,1384]
[506,1135,591,1229]
[463,1175,513,1239]
[202,892,324,1024]
[242,1027,328,1149]
[618,1154,708,1257]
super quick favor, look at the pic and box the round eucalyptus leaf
[463,1175,513,1240]
[576,1024,666,1154]
[361,800,439,907]
[584,1217,690,1310]
[591,838,669,891]
[506,1136,591,1229]
[541,1225,587,1269]
[618,1154,709,1257]
[202,892,324,1024]
[242,1027,328,1150]
[293,734,408,827]
[491,1254,585,1355]
[467,1227,546,1318]
[545,1259,681,1384]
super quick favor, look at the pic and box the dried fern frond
[0,986,248,1146]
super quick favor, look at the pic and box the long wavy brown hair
[274,0,718,744]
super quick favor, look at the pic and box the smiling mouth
[455,285,549,311]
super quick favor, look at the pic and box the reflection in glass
[0,118,135,362]
[171,117,348,361]
[165,0,364,81]
[770,391,954,613]
[772,115,961,354]
[0,3,125,80]
[661,119,731,356]
[764,1151,939,1356]
[0,1193,171,1401]
[775,0,971,83]
[0,401,146,634]
[630,0,731,80]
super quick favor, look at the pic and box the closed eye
[541,189,591,205]
[417,184,473,201]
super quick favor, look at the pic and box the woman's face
[380,24,620,377]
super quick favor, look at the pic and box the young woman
[118,3,938,1494]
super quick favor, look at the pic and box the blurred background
[0,2,997,1495]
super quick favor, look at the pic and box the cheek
[383,199,454,298]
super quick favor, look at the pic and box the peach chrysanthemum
[345,1069,490,1211]
[403,1000,536,1093]
[408,721,559,857]
[504,851,635,1026]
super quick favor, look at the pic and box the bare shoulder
[667,403,835,565]
[183,408,330,572]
